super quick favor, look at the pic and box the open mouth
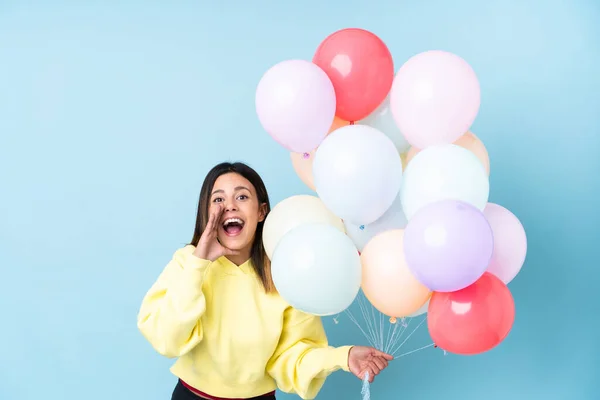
[222,218,245,236]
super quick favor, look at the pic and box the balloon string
[361,371,370,400]
[345,309,377,348]
[385,315,411,354]
[356,292,380,346]
[390,316,427,357]
[395,343,435,358]
[342,291,429,354]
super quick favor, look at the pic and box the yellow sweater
[137,245,352,399]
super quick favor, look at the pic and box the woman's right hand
[193,204,240,261]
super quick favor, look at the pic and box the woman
[137,162,392,400]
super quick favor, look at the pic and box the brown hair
[189,162,274,292]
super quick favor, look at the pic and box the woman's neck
[225,248,252,266]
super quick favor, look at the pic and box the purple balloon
[403,200,494,292]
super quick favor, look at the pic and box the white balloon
[359,95,410,154]
[263,195,345,260]
[400,144,489,219]
[344,195,408,252]
[313,125,403,226]
[271,223,361,316]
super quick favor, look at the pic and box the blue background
[1,1,599,399]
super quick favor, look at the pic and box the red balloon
[313,28,394,122]
[427,272,515,355]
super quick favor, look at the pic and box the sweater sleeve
[137,246,211,358]
[266,306,352,400]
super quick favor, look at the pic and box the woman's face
[209,172,266,256]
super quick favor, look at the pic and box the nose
[224,198,238,212]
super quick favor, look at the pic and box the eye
[212,197,224,203]
[237,194,249,201]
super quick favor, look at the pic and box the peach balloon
[329,115,350,132]
[400,151,409,171]
[405,131,490,175]
[360,229,431,317]
[290,116,349,190]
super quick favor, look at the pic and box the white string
[395,343,435,358]
[340,292,437,400]
[361,371,370,400]
[390,316,427,357]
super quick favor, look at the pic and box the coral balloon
[405,131,490,175]
[390,50,481,149]
[255,59,336,153]
[289,117,349,190]
[263,195,345,260]
[361,230,431,317]
[484,203,528,284]
[428,272,515,355]
[313,28,394,122]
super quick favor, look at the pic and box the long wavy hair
[189,161,274,293]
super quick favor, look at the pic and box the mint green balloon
[271,223,361,316]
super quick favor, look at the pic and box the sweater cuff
[328,345,352,372]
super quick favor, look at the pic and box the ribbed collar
[214,255,255,276]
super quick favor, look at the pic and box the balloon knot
[359,225,365,230]
[350,121,355,125]
[302,152,310,159]
[389,317,397,324]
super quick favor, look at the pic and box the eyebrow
[211,186,251,196]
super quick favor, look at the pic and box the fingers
[360,367,376,383]
[205,211,216,234]
[372,356,388,371]
[359,362,382,383]
[206,204,223,233]
[373,349,394,360]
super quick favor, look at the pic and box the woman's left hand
[347,346,393,383]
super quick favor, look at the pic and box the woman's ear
[258,203,268,222]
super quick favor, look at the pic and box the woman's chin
[219,235,250,252]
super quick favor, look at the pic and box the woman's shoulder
[169,244,196,257]
[177,244,196,253]
[165,244,202,266]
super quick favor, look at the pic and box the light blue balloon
[313,124,403,226]
[344,195,408,252]
[270,223,361,316]
[400,144,489,220]
[359,95,410,154]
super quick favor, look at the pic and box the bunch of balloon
[383,49,528,356]
[255,28,528,358]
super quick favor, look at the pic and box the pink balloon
[484,203,528,284]
[390,50,481,149]
[255,60,336,153]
